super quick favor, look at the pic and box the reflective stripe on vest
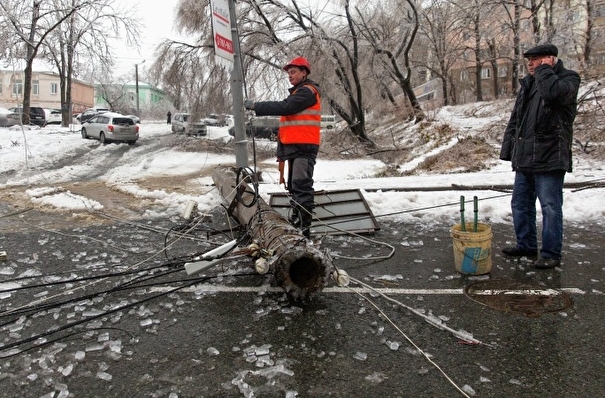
[279,84,321,145]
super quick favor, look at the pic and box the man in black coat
[499,43,581,269]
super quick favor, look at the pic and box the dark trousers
[287,157,316,211]
[511,170,565,259]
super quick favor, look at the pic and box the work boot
[534,258,561,269]
[501,246,538,257]
[288,207,300,228]
[300,208,313,239]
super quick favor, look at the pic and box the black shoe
[300,208,313,239]
[288,207,300,227]
[501,246,538,257]
[534,258,561,269]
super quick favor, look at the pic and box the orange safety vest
[278,84,321,145]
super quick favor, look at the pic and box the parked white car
[45,109,62,125]
[202,114,228,127]
[81,112,139,145]
[171,113,207,136]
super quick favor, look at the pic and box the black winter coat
[254,78,320,117]
[499,60,580,173]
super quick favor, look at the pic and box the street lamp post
[135,60,145,116]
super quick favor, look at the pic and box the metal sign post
[210,0,248,168]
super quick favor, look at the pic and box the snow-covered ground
[1,105,604,227]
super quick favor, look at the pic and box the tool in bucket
[451,195,492,274]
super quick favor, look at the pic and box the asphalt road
[1,205,604,398]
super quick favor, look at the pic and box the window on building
[567,10,581,22]
[417,69,427,82]
[498,66,508,78]
[481,68,491,79]
[417,92,435,102]
[519,64,527,76]
[51,82,58,95]
[460,69,469,80]
[13,79,23,95]
[33,80,39,95]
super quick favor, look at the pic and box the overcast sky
[113,0,182,76]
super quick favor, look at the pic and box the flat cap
[523,44,558,58]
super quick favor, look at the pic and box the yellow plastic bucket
[450,222,493,275]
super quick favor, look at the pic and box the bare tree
[354,0,425,120]
[148,0,230,119]
[490,0,525,93]
[417,0,466,105]
[243,0,379,144]
[40,0,140,125]
[0,0,88,124]
[451,0,500,102]
[582,0,597,74]
[527,0,548,43]
[150,0,377,143]
[95,80,129,112]
[321,0,374,143]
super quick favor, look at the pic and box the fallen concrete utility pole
[212,166,331,300]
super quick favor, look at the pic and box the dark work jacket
[499,60,580,173]
[253,78,321,161]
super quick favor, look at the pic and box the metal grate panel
[269,189,380,236]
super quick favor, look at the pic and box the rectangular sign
[210,0,234,67]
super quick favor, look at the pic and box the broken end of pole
[212,165,332,300]
[272,242,331,301]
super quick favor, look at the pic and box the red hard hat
[283,56,311,74]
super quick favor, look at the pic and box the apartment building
[94,81,168,113]
[0,65,94,113]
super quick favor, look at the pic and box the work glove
[243,99,255,110]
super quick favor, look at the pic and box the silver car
[171,113,207,136]
[0,107,20,127]
[81,112,139,145]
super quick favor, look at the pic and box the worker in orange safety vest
[244,56,321,239]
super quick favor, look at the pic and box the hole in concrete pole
[289,257,321,288]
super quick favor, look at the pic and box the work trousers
[287,156,316,211]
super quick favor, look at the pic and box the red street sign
[215,33,233,54]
